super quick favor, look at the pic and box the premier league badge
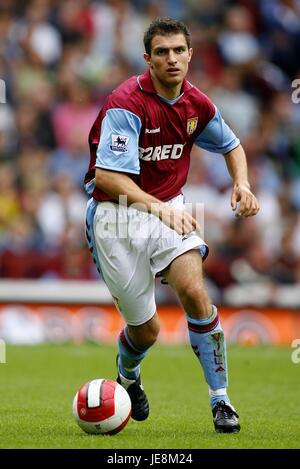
[110,134,129,153]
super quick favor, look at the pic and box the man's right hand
[95,168,201,235]
[158,205,201,236]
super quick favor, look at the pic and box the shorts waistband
[96,194,184,211]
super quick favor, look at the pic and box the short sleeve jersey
[85,70,239,202]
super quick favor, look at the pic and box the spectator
[0,0,299,303]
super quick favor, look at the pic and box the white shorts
[86,195,208,326]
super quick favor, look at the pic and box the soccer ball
[73,378,131,435]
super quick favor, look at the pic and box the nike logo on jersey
[139,144,184,161]
[145,127,160,134]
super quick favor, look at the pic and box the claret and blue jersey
[85,69,240,202]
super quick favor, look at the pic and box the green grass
[0,343,299,448]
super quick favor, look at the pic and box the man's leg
[117,313,160,421]
[117,313,160,380]
[162,250,240,433]
[89,201,160,421]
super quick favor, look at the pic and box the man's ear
[188,48,193,63]
[144,53,152,67]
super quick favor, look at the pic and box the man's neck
[150,72,183,100]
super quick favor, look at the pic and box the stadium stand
[0,0,299,307]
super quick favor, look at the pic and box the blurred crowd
[0,0,300,304]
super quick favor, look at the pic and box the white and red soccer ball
[73,379,131,435]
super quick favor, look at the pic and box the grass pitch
[0,343,299,449]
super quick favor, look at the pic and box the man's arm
[194,105,259,217]
[94,107,201,234]
[95,168,201,235]
[224,144,260,218]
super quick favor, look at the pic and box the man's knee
[176,282,212,318]
[177,282,204,305]
[128,314,160,349]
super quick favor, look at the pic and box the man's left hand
[231,183,260,218]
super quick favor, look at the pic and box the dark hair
[143,17,191,55]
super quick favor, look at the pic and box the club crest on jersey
[110,134,129,153]
[187,117,198,135]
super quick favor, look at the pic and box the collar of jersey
[137,69,194,98]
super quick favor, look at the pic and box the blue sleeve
[195,107,240,154]
[95,108,142,174]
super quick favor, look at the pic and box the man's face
[144,33,193,89]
